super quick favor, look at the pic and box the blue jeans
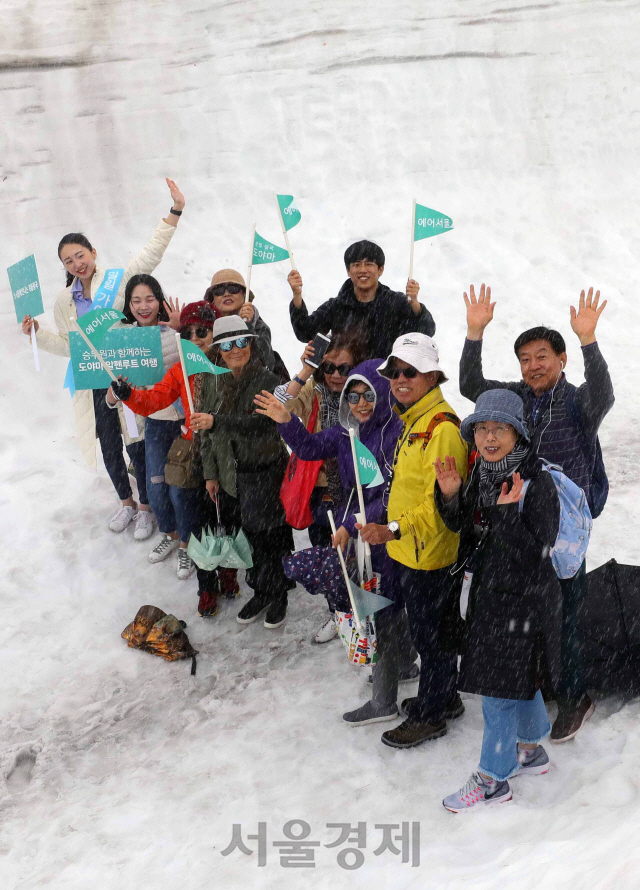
[479,691,551,781]
[145,418,199,542]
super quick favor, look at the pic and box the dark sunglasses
[346,390,375,404]
[320,361,353,377]
[209,284,245,298]
[180,326,211,340]
[387,366,419,379]
[219,337,250,352]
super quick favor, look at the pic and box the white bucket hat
[377,333,446,379]
[211,315,256,347]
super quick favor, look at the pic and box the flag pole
[175,332,195,415]
[409,198,416,282]
[348,427,373,581]
[30,322,40,372]
[70,317,117,382]
[327,509,362,632]
[274,193,297,271]
[246,222,256,303]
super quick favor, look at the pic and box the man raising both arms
[459,284,614,744]
[288,240,435,360]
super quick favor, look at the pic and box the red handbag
[280,396,324,530]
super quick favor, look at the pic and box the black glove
[110,377,132,401]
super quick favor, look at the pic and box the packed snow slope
[1,1,640,887]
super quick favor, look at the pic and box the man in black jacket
[288,240,435,359]
[459,283,614,744]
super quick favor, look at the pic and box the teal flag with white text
[414,203,453,241]
[276,195,301,231]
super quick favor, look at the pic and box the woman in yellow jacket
[358,333,468,750]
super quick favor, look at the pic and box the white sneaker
[314,615,338,644]
[133,510,154,541]
[177,548,195,580]
[109,505,137,533]
[148,535,179,564]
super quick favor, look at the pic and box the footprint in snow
[6,748,37,791]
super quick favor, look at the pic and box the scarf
[477,439,531,506]
[315,383,343,504]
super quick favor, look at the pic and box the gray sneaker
[443,772,512,813]
[343,701,399,726]
[514,745,550,777]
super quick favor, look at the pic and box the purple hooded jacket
[278,359,402,551]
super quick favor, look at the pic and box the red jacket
[125,363,195,439]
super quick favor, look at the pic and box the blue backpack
[520,460,592,579]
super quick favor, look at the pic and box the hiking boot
[264,597,287,629]
[148,534,179,564]
[368,662,420,685]
[514,745,550,776]
[109,505,137,533]
[219,568,240,599]
[443,773,512,813]
[198,589,219,618]
[550,695,595,743]
[133,510,154,541]
[237,595,269,625]
[343,701,399,726]
[314,615,337,644]
[401,693,465,721]
[381,717,447,749]
[177,548,195,580]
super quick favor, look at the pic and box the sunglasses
[180,326,211,340]
[320,362,353,377]
[219,337,250,351]
[209,284,245,298]
[346,390,375,405]
[387,366,419,379]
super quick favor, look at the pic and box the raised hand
[162,296,182,330]
[464,283,496,340]
[254,390,292,424]
[288,270,303,306]
[239,303,255,322]
[496,472,525,505]
[166,178,185,212]
[434,455,463,501]
[570,287,607,346]
[406,278,421,314]
[21,314,39,336]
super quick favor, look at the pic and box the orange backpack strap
[407,412,461,451]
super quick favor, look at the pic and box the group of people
[20,180,615,812]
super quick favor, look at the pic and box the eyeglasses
[387,366,419,379]
[180,326,211,340]
[474,424,514,439]
[320,362,353,377]
[219,337,250,351]
[346,390,375,405]
[209,284,245,298]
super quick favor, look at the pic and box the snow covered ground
[2,0,640,886]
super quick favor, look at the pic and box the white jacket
[36,218,177,467]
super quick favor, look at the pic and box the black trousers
[93,389,147,504]
[398,563,458,725]
[196,486,293,603]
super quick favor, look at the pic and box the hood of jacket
[338,358,396,436]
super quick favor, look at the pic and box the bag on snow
[121,605,198,674]
[579,559,640,696]
[520,459,592,579]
